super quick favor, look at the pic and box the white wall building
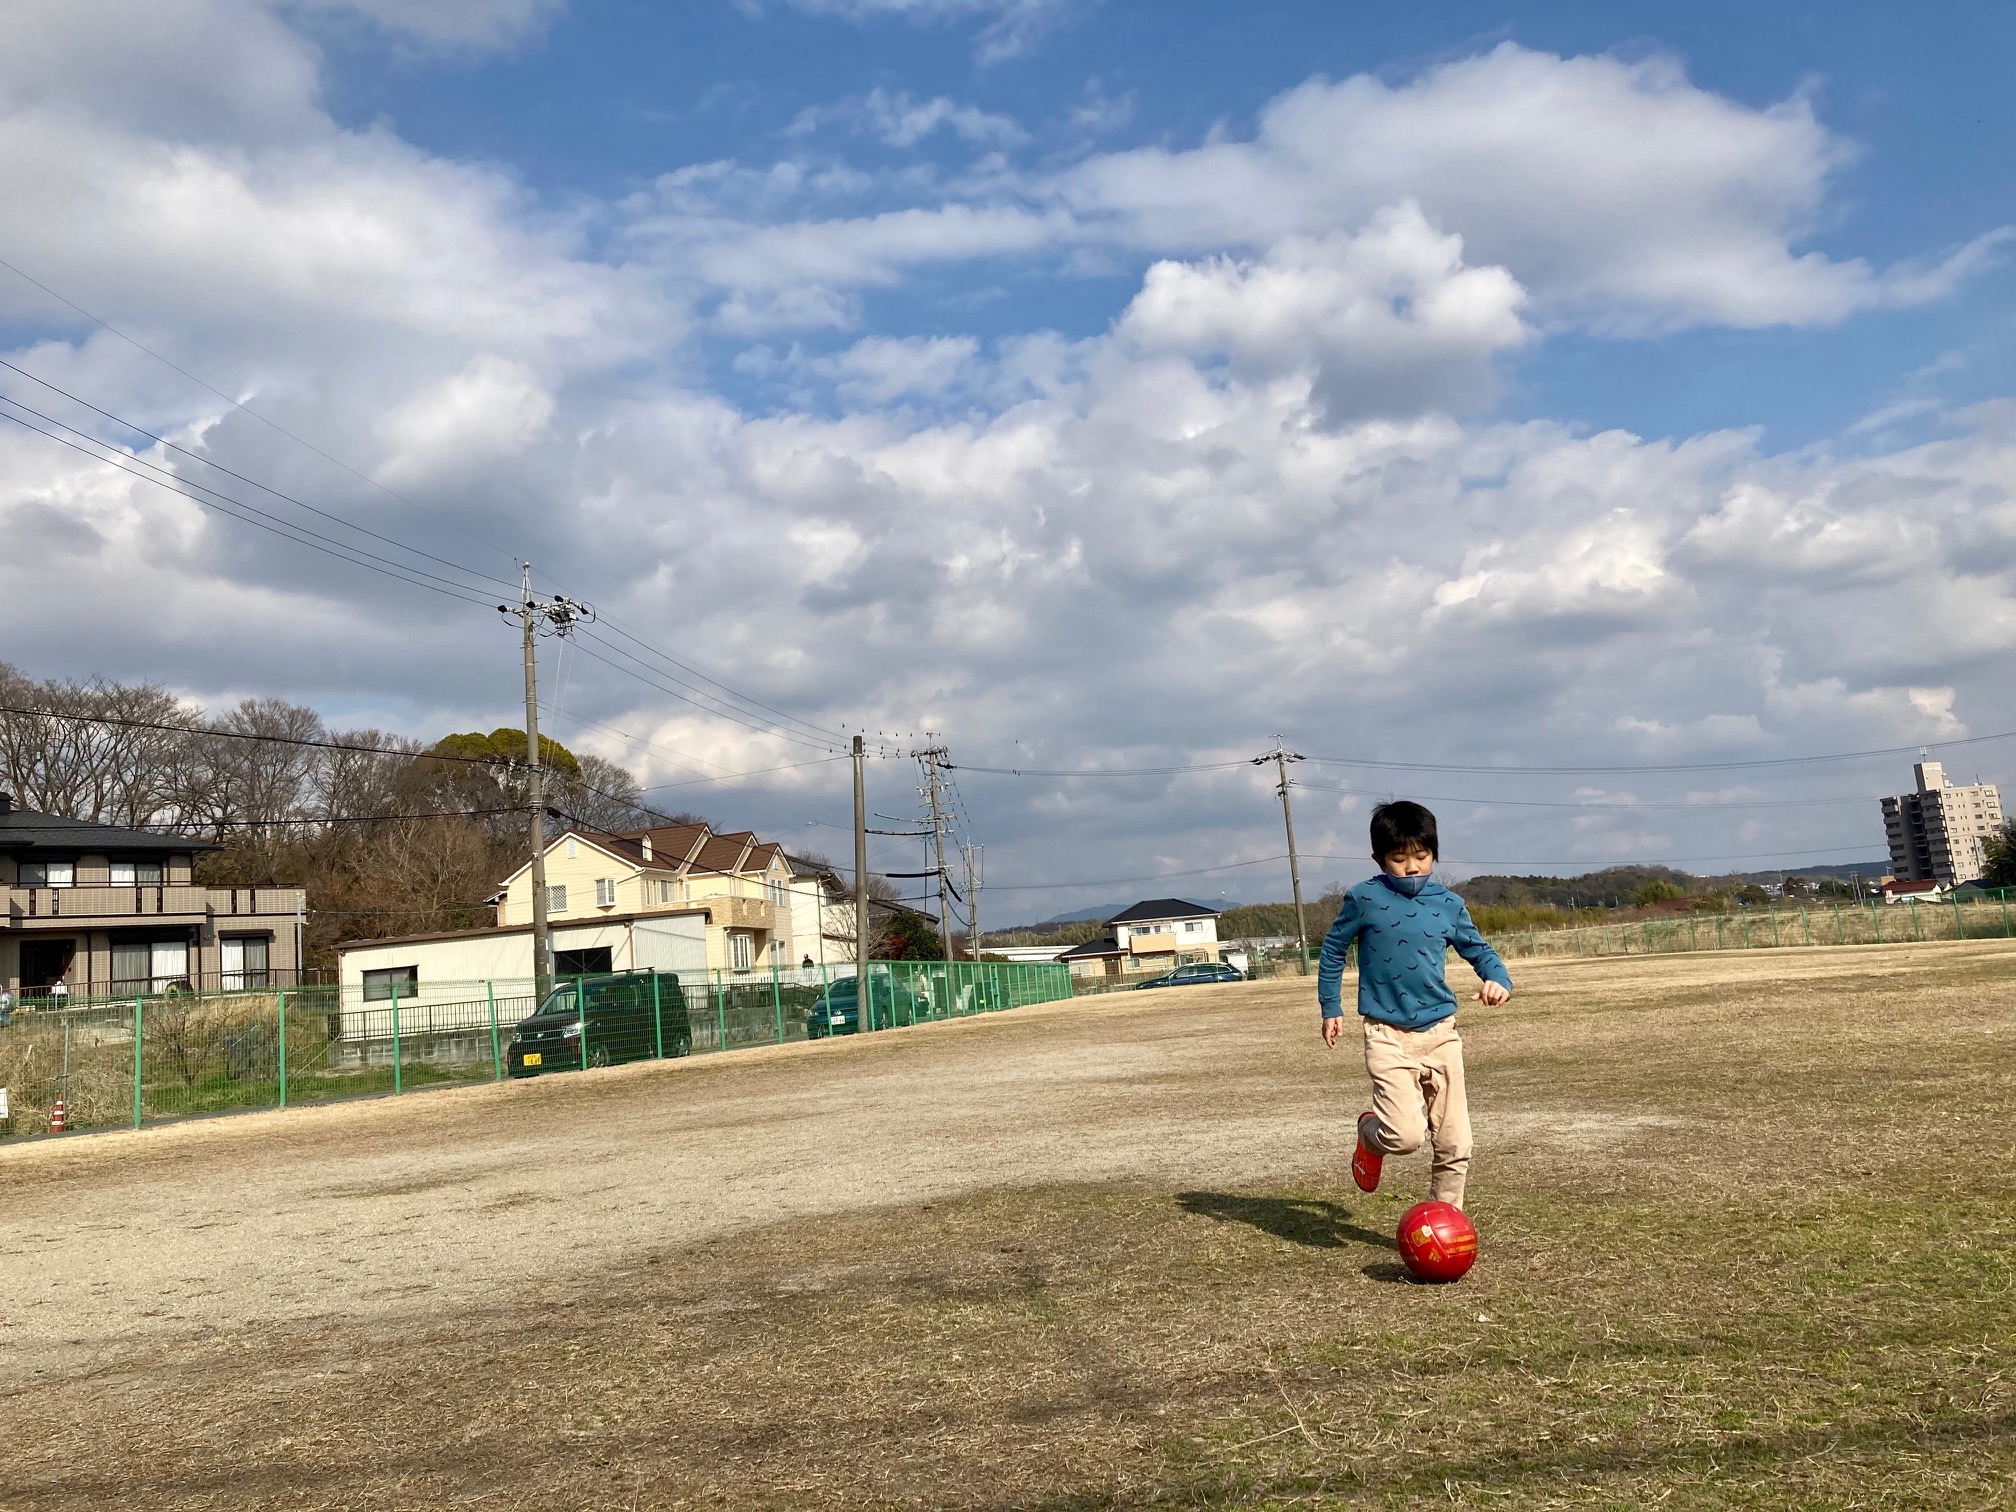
[1881,762,2006,885]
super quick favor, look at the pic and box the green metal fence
[0,958,1072,1141]
[1492,890,2016,960]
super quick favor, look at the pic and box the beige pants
[1362,1018,1471,1208]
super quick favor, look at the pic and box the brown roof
[564,824,784,881]
[694,831,757,874]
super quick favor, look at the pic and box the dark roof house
[1107,898,1219,924]
[0,792,220,855]
[0,792,303,997]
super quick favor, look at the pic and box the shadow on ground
[1176,1191,1395,1251]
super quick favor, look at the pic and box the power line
[0,406,498,608]
[949,731,2016,784]
[0,356,518,595]
[532,704,852,835]
[0,251,524,571]
[1292,781,1882,811]
[568,634,840,752]
[0,703,479,764]
[1302,733,2016,775]
[0,258,852,754]
[188,805,528,829]
[945,758,1253,778]
[0,702,707,831]
[640,755,852,793]
[980,843,1886,893]
[587,616,850,745]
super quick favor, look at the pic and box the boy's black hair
[1369,800,1439,862]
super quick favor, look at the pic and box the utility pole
[917,744,953,961]
[1254,743,1309,974]
[853,735,871,985]
[499,566,592,996]
[963,842,983,956]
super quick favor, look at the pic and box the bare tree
[555,752,657,833]
[0,662,203,825]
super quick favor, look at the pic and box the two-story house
[494,823,847,973]
[1058,898,1223,980]
[0,792,305,998]
[334,820,857,1007]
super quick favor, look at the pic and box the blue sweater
[1317,875,1512,1029]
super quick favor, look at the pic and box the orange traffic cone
[49,1100,66,1134]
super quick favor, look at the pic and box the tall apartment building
[1880,762,2006,885]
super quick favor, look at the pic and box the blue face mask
[1380,872,1432,898]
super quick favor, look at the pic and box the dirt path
[3,977,1334,1387]
[5,939,2012,1510]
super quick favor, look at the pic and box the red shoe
[1352,1111,1384,1193]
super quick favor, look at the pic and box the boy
[1317,800,1510,1210]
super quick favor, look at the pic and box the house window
[594,878,617,908]
[773,937,790,962]
[728,932,753,971]
[20,860,74,888]
[767,880,789,910]
[111,940,186,992]
[110,861,164,886]
[221,935,270,990]
[363,965,417,1002]
[547,884,568,912]
[1183,920,1200,934]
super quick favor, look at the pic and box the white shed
[335,910,709,1010]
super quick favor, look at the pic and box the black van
[507,970,692,1077]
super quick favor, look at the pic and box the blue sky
[307,0,2016,448]
[1,0,2012,916]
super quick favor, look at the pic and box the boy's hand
[1321,1016,1342,1048]
[1475,981,1510,1007]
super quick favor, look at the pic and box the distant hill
[1041,904,1127,924]
[1456,861,1891,909]
[1719,862,1890,885]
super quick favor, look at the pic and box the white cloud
[810,335,982,405]
[614,43,2002,344]
[1431,509,1682,625]
[788,88,1027,149]
[0,0,326,144]
[1117,203,1530,421]
[1052,44,2007,333]
[376,355,555,484]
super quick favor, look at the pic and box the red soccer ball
[1396,1201,1478,1283]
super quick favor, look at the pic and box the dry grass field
[4,941,2013,1509]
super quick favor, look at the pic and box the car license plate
[522,1052,542,1067]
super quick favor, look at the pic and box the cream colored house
[495,822,853,975]
[333,821,860,1020]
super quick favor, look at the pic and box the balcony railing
[704,893,780,931]
[3,884,305,924]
